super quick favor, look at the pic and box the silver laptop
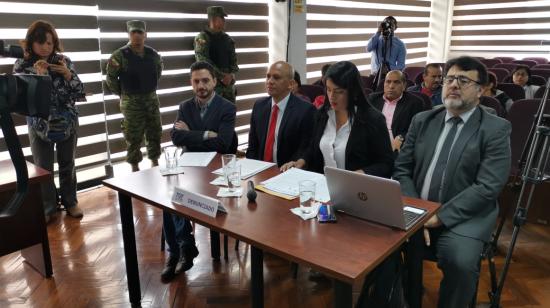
[324,166,426,230]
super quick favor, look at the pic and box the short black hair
[293,71,302,88]
[321,63,332,77]
[424,63,442,76]
[384,16,397,28]
[190,61,216,79]
[512,64,532,85]
[444,56,488,86]
[386,70,406,84]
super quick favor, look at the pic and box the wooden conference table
[0,160,52,277]
[103,157,439,308]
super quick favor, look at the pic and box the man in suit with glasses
[393,56,511,307]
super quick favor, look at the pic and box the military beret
[207,6,227,18]
[126,20,146,33]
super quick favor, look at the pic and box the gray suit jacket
[393,106,511,242]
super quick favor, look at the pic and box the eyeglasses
[442,75,480,88]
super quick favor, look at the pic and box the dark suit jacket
[170,94,237,154]
[246,93,315,166]
[368,91,425,139]
[393,106,511,241]
[303,105,394,178]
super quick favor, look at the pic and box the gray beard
[443,97,477,113]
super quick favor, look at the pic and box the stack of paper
[212,158,275,179]
[178,152,217,167]
[260,168,330,202]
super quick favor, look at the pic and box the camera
[1,39,52,218]
[380,21,393,37]
[1,40,24,59]
[1,40,51,118]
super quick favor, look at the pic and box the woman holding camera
[13,20,85,222]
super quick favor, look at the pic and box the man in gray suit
[393,56,511,307]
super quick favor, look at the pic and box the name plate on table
[171,187,227,218]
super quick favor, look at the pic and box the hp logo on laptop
[357,192,368,202]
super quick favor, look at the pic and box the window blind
[450,0,550,60]
[305,0,432,83]
[0,0,268,188]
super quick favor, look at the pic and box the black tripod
[372,32,392,91]
[485,78,550,307]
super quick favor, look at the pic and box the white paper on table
[212,158,275,179]
[260,168,330,202]
[178,152,216,167]
[290,203,321,220]
[217,187,243,197]
[160,166,185,176]
[210,176,228,186]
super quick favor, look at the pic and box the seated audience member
[162,61,237,282]
[512,64,540,99]
[292,71,311,103]
[482,71,514,113]
[393,56,511,308]
[312,63,331,87]
[280,61,394,178]
[407,63,443,107]
[246,61,316,166]
[368,70,425,152]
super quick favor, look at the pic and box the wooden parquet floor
[1,186,549,308]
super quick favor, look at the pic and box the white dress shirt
[319,109,352,169]
[268,93,290,165]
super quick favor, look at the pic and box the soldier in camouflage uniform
[106,20,163,172]
[194,6,239,103]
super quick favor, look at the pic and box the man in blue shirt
[366,16,407,74]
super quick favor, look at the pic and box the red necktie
[263,104,279,162]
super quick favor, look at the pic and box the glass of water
[163,146,178,171]
[221,154,236,171]
[226,164,241,193]
[299,180,316,214]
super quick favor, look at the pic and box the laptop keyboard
[403,209,423,229]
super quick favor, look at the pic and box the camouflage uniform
[106,44,163,164]
[194,13,239,103]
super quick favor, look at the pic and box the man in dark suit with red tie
[246,61,315,166]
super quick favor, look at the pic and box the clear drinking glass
[221,154,236,171]
[299,180,316,214]
[226,164,241,193]
[163,146,178,171]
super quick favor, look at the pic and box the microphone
[247,180,257,202]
